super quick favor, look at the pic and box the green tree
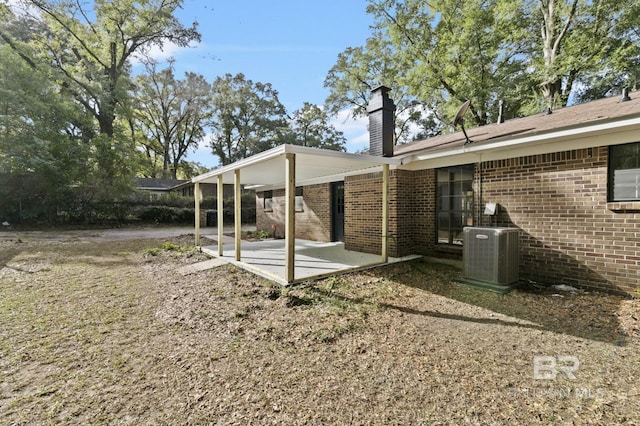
[1,0,200,197]
[0,41,88,223]
[208,73,289,165]
[171,72,211,177]
[125,114,162,179]
[324,36,438,144]
[133,61,211,179]
[175,161,210,180]
[529,0,640,109]
[325,0,531,140]
[327,0,640,139]
[379,0,532,125]
[288,103,346,151]
[4,0,201,138]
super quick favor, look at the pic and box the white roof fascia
[192,144,287,183]
[281,144,400,165]
[192,144,401,185]
[400,116,640,170]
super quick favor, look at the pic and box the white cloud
[131,40,199,66]
[187,112,370,168]
[185,134,218,169]
[331,106,430,152]
[5,0,41,17]
[330,109,369,153]
[186,108,371,168]
[188,106,426,167]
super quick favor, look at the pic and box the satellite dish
[454,100,471,126]
[453,100,473,144]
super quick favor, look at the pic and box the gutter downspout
[195,182,201,247]
[477,153,483,227]
[381,163,389,263]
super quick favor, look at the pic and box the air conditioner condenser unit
[463,227,520,286]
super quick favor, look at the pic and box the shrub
[137,206,194,224]
[139,206,174,222]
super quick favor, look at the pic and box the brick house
[252,87,640,295]
[135,177,189,200]
[135,178,227,199]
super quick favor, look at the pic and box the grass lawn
[1,234,638,424]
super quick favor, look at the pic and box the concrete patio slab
[201,239,421,285]
[177,258,227,276]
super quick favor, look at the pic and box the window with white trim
[609,142,640,201]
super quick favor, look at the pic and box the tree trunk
[162,137,170,179]
[539,0,578,110]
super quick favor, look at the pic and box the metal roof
[192,144,400,189]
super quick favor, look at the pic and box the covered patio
[200,239,419,285]
[192,144,403,284]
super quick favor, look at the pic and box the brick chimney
[367,85,396,157]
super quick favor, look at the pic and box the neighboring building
[252,87,640,295]
[136,177,253,225]
[170,180,228,198]
[135,178,189,200]
[135,178,232,199]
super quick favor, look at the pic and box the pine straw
[0,236,638,425]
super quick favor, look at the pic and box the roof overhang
[192,144,401,190]
[136,187,173,192]
[399,115,640,170]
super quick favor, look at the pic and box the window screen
[436,165,474,245]
[609,142,640,201]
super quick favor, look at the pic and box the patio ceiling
[192,144,400,284]
[192,144,401,189]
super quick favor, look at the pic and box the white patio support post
[285,153,296,283]
[234,169,241,261]
[217,174,224,256]
[381,163,389,263]
[194,181,201,247]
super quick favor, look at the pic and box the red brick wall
[344,170,415,258]
[298,184,332,242]
[256,189,284,238]
[255,184,332,241]
[344,172,382,254]
[391,170,415,257]
[257,147,639,295]
[480,147,639,294]
[410,169,438,257]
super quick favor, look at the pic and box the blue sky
[155,0,376,168]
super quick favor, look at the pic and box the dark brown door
[331,181,345,242]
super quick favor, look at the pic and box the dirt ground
[0,229,638,425]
